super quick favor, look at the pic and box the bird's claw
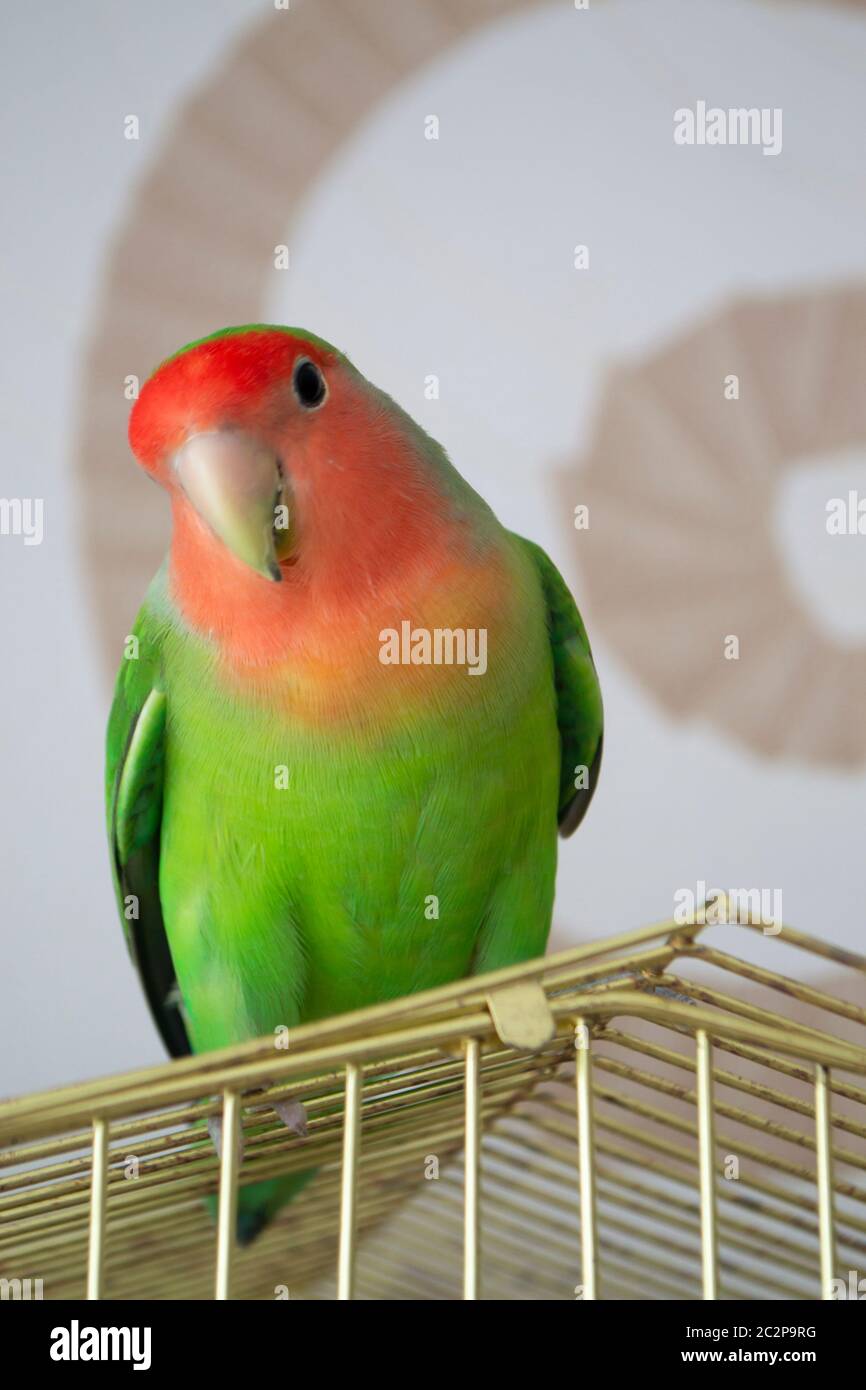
[208,1113,245,1164]
[273,1097,308,1137]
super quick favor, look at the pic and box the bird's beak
[173,431,284,581]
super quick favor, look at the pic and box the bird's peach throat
[167,533,528,728]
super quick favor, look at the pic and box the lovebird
[106,325,603,1241]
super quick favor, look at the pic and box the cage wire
[1,898,865,1301]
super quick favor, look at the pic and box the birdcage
[1,899,864,1301]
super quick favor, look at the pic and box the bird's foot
[207,1113,245,1164]
[248,1078,309,1136]
[272,1096,308,1137]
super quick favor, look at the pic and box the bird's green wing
[513,535,604,838]
[105,594,191,1056]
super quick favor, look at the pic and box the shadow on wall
[558,283,866,770]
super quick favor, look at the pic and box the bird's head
[129,325,440,588]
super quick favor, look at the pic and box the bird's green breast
[154,546,560,1052]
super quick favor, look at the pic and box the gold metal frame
[1,900,864,1300]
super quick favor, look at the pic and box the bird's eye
[293,358,327,409]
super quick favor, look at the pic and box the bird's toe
[208,1113,245,1163]
[273,1097,308,1137]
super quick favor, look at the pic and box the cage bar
[463,1037,482,1300]
[85,1117,108,1301]
[574,1016,599,1299]
[695,1029,719,1299]
[814,1063,836,1300]
[337,1062,362,1300]
[215,1089,241,1300]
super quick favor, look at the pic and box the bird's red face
[129,328,359,582]
[127,326,470,674]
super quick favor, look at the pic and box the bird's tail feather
[205,1168,317,1245]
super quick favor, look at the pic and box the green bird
[106,326,603,1240]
